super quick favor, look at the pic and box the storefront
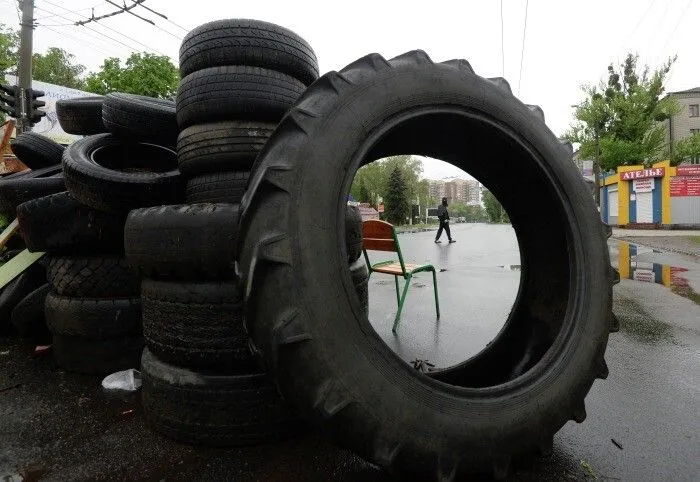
[600,160,700,227]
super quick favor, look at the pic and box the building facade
[666,87,700,164]
[427,178,482,205]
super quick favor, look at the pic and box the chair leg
[394,275,400,307]
[392,274,412,333]
[431,269,440,319]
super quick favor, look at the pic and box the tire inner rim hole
[91,143,177,173]
[344,111,572,389]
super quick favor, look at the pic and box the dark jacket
[437,204,449,221]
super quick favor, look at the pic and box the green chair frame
[362,219,440,332]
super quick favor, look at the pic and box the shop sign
[670,176,700,197]
[620,167,665,180]
[632,269,655,283]
[676,166,700,177]
[632,178,654,193]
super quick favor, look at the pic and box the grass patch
[614,297,673,344]
[688,236,700,245]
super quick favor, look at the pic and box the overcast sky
[1,0,697,179]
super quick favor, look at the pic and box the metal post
[17,0,34,134]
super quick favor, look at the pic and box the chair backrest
[362,220,397,252]
[362,220,407,273]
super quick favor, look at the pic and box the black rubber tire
[185,171,249,204]
[176,66,305,128]
[125,203,238,280]
[239,51,614,478]
[52,334,143,375]
[179,19,319,85]
[177,121,275,176]
[62,134,183,213]
[11,284,50,341]
[46,256,138,298]
[141,348,299,447]
[102,93,178,147]
[0,165,64,215]
[141,279,253,371]
[10,132,65,169]
[345,205,363,263]
[17,191,126,253]
[349,258,369,318]
[0,263,47,334]
[56,96,106,135]
[45,292,141,339]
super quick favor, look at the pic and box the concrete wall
[667,91,700,153]
[670,196,700,224]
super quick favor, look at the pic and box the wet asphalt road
[1,223,698,481]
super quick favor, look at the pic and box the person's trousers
[435,219,451,241]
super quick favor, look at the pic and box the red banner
[620,167,665,180]
[676,165,700,177]
[671,176,700,196]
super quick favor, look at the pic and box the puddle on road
[616,241,700,306]
[499,264,521,271]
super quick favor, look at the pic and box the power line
[622,0,657,51]
[36,1,169,56]
[517,0,529,96]
[41,24,117,58]
[500,0,504,77]
[658,0,693,61]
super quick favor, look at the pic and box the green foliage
[567,54,678,170]
[33,47,86,89]
[85,53,178,99]
[482,190,509,223]
[450,201,488,222]
[0,23,18,74]
[350,154,426,211]
[673,133,700,164]
[385,166,409,225]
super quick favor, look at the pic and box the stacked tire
[131,19,319,446]
[1,133,66,342]
[15,94,183,374]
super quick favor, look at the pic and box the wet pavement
[1,223,699,481]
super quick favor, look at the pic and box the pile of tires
[1,133,67,343]
[14,94,182,374]
[239,50,617,479]
[126,19,320,446]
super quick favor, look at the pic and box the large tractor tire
[238,51,616,479]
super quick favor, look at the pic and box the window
[690,104,700,117]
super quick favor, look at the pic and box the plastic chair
[362,220,440,332]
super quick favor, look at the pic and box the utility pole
[17,0,34,134]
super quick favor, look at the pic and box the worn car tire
[56,96,106,135]
[177,121,275,176]
[46,255,138,298]
[0,165,64,215]
[62,134,183,213]
[103,92,178,147]
[10,132,65,169]
[179,19,319,85]
[17,191,126,253]
[0,263,47,334]
[349,258,369,318]
[141,348,299,446]
[11,284,50,341]
[185,171,249,204]
[52,334,143,375]
[141,279,253,371]
[345,205,363,263]
[239,51,615,479]
[125,203,238,280]
[45,292,141,338]
[176,66,305,128]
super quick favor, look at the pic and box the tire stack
[129,19,319,446]
[14,94,182,374]
[2,133,66,343]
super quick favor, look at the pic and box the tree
[567,53,678,170]
[85,53,178,99]
[483,190,509,223]
[673,133,700,164]
[33,47,86,89]
[385,166,409,225]
[350,155,424,210]
[0,23,18,74]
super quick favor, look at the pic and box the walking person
[434,197,456,243]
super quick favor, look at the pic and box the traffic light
[0,84,20,118]
[26,88,46,125]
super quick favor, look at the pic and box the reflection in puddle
[500,264,521,271]
[617,241,699,305]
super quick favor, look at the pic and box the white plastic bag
[101,369,142,391]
